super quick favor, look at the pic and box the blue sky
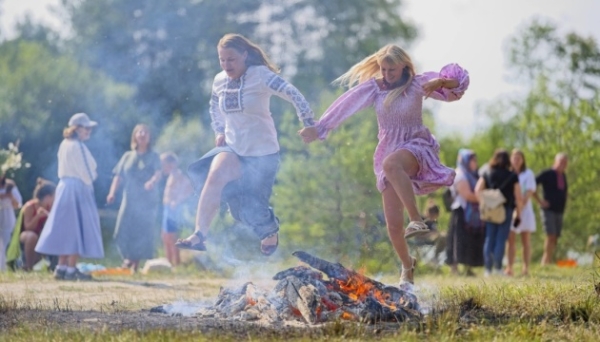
[2,0,599,137]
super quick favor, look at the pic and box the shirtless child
[160,152,193,266]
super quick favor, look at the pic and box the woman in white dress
[0,174,22,271]
[36,113,104,281]
[505,149,536,276]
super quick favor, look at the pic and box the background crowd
[0,0,597,277]
[444,149,568,278]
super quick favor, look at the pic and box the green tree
[57,0,416,124]
[477,20,600,258]
[0,39,139,199]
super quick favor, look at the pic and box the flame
[246,296,257,306]
[334,273,398,311]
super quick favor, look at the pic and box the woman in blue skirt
[176,33,315,256]
[35,113,104,280]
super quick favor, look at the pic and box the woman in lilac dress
[300,44,469,285]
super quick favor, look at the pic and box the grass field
[0,261,599,341]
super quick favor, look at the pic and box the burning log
[292,251,419,311]
[155,251,421,325]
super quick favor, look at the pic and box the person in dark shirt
[533,153,568,266]
[475,149,523,277]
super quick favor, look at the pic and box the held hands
[539,199,550,209]
[298,126,319,144]
[36,206,49,218]
[422,78,446,99]
[215,134,226,147]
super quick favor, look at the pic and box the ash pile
[153,251,421,324]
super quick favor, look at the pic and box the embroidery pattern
[222,75,244,113]
[267,74,286,92]
[284,86,312,119]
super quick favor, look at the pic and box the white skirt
[511,204,536,234]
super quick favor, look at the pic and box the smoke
[160,299,212,317]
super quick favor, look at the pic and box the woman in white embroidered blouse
[177,33,315,256]
[35,113,104,281]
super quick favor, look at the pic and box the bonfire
[152,251,421,324]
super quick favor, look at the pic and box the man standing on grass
[533,153,568,266]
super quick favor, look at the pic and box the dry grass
[0,262,599,341]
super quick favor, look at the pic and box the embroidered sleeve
[263,68,315,127]
[316,80,377,140]
[209,83,225,135]
[418,63,470,102]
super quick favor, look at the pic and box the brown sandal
[399,257,417,285]
[260,232,279,256]
[404,221,430,239]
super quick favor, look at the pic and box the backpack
[442,187,454,212]
[478,173,512,224]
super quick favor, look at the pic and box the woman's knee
[206,164,241,187]
[382,151,418,176]
[382,156,405,178]
[20,231,38,244]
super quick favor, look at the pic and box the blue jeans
[483,208,514,271]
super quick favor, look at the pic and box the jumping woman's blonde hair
[218,33,279,73]
[335,44,415,108]
[130,124,152,150]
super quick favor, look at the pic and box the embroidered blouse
[57,138,97,185]
[210,65,315,156]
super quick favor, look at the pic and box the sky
[1,0,599,137]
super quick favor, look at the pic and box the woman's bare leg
[521,232,531,275]
[382,187,413,271]
[506,231,516,276]
[20,231,40,271]
[181,152,242,244]
[162,231,173,264]
[382,150,421,222]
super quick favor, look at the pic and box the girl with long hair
[299,44,469,285]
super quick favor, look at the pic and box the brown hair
[130,124,152,150]
[511,149,527,173]
[33,178,56,201]
[63,126,79,139]
[218,33,279,73]
[160,151,178,165]
[489,149,511,170]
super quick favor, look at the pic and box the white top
[450,168,470,210]
[518,168,536,213]
[210,65,315,156]
[0,184,22,235]
[57,138,98,185]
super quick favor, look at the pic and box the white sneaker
[493,269,505,277]
[483,270,492,278]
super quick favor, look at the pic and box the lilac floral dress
[316,64,470,195]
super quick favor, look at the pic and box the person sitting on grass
[9,179,56,271]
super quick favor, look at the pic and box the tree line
[1,0,598,270]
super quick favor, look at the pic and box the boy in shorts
[161,152,193,266]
